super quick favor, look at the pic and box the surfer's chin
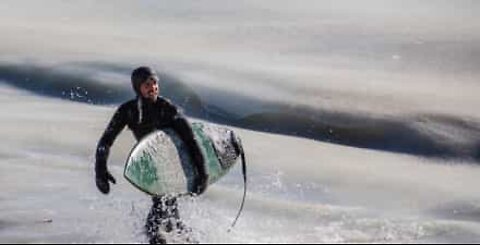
[143,95,158,102]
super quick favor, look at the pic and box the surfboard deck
[124,122,240,196]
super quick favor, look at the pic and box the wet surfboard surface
[124,122,240,196]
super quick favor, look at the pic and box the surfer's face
[140,76,159,101]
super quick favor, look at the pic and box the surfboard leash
[228,135,247,232]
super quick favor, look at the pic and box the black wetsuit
[95,96,206,244]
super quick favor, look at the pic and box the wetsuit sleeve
[95,106,127,175]
[168,106,208,179]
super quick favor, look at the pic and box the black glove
[96,171,116,195]
[192,174,208,195]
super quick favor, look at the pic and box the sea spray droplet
[43,219,53,223]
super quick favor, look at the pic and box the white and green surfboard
[124,122,241,196]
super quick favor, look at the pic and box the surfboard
[124,122,242,196]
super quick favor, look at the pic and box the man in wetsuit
[94,66,208,244]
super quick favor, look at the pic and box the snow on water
[1,0,480,243]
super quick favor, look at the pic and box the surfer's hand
[193,174,208,195]
[96,171,116,195]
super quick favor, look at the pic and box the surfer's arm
[95,106,127,176]
[172,115,208,177]
[160,98,208,194]
[173,115,209,194]
[167,106,208,191]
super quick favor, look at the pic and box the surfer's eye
[148,76,158,84]
[144,79,157,88]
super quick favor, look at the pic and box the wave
[0,63,131,104]
[0,61,214,116]
[236,108,480,162]
[1,61,479,163]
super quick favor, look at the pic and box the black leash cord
[228,150,247,232]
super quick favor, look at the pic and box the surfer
[94,66,209,244]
